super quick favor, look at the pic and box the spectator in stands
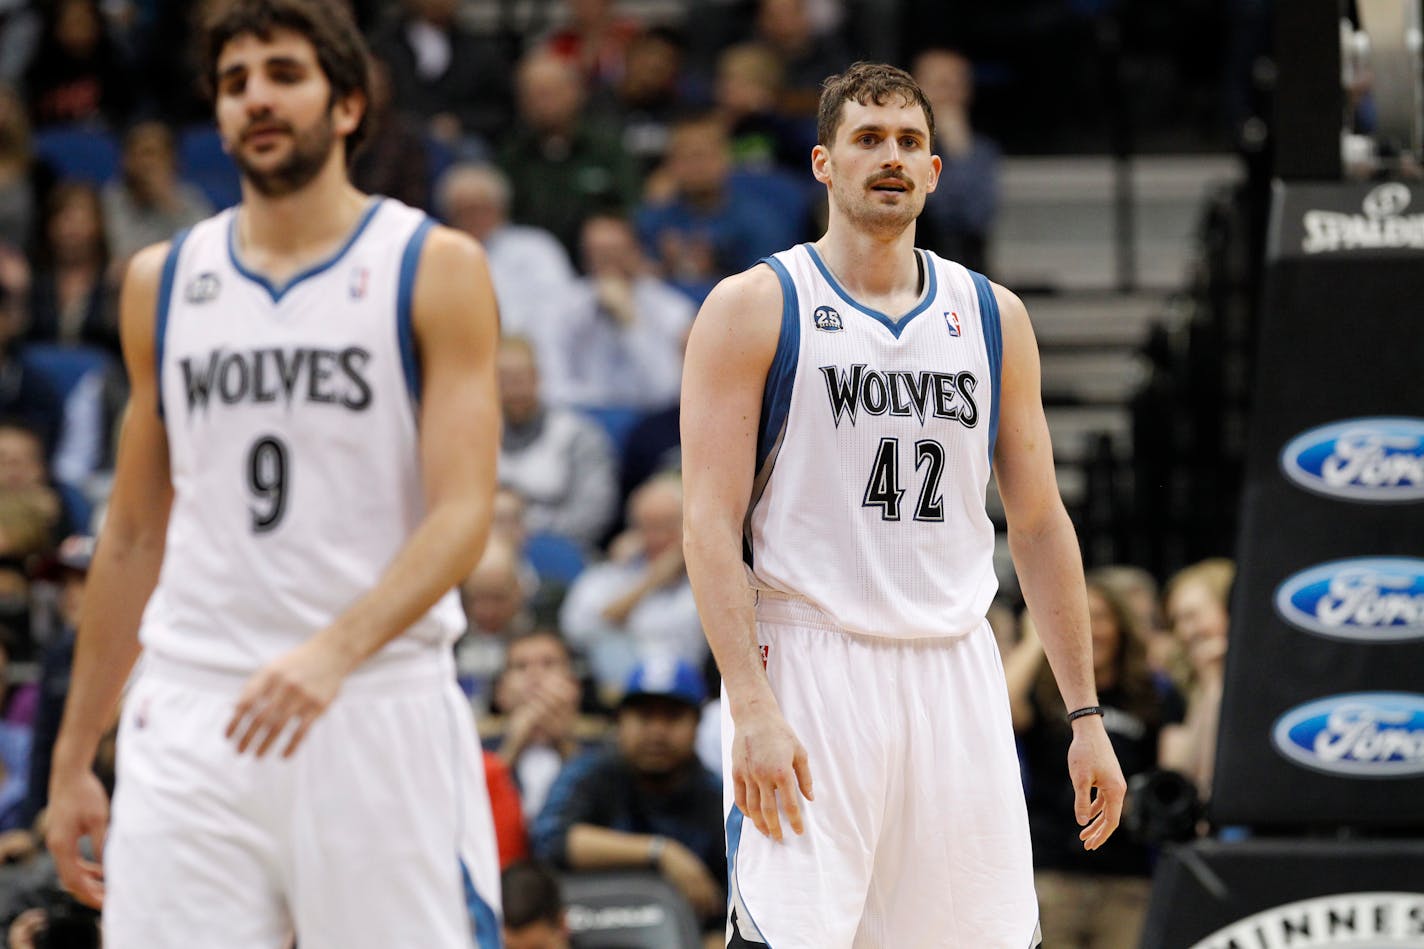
[498,336,619,550]
[0,295,62,460]
[0,422,65,543]
[531,657,725,936]
[370,0,513,150]
[1091,564,1175,674]
[594,27,688,177]
[560,475,705,696]
[1007,580,1183,949]
[350,56,432,211]
[500,50,638,256]
[715,42,811,174]
[537,213,693,411]
[485,629,601,820]
[457,534,534,713]
[636,113,793,302]
[912,48,1000,274]
[17,533,88,837]
[101,121,212,265]
[1160,558,1235,802]
[0,631,31,832]
[485,749,532,870]
[25,181,115,353]
[0,85,54,251]
[540,0,644,93]
[437,164,575,339]
[502,859,571,949]
[21,0,131,128]
[752,0,850,117]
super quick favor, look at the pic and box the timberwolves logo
[184,272,221,304]
[813,305,843,332]
[1188,892,1424,949]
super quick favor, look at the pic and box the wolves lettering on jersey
[178,346,374,415]
[142,198,465,676]
[819,363,979,428]
[747,243,1002,641]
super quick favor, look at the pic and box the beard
[832,169,925,236]
[232,110,336,198]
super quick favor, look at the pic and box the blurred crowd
[0,1,1236,947]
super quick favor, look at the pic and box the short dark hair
[817,61,935,147]
[201,0,373,156]
[502,859,564,928]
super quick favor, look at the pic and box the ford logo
[1272,693,1424,777]
[1280,417,1424,501]
[1274,558,1424,641]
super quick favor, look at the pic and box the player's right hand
[45,768,110,909]
[731,708,814,842]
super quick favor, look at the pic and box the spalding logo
[1274,558,1424,642]
[1280,417,1424,501]
[1187,891,1424,949]
[1272,693,1424,777]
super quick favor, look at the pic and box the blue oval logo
[1275,558,1424,642]
[1280,417,1424,501]
[1273,693,1424,777]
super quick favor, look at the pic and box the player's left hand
[1067,716,1127,851]
[226,639,352,759]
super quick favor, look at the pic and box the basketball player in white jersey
[682,63,1127,947]
[43,2,503,946]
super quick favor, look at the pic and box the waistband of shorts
[139,648,457,698]
[753,587,982,643]
[753,590,843,632]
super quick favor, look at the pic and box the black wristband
[1066,705,1106,723]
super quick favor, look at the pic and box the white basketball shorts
[104,653,502,949]
[723,596,1040,948]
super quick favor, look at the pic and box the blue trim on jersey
[804,243,937,339]
[397,216,435,405]
[154,227,192,420]
[756,256,800,471]
[970,270,1003,465]
[725,805,772,946]
[226,197,384,303]
[459,858,501,949]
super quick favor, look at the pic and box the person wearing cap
[529,656,725,941]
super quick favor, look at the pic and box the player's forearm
[683,522,777,718]
[51,539,163,774]
[565,824,663,870]
[1007,506,1097,711]
[318,495,490,670]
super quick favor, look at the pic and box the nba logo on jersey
[349,266,369,300]
[945,310,962,337]
[813,305,843,332]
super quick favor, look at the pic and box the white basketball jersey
[746,244,1003,640]
[140,197,465,674]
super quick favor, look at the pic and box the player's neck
[235,160,369,280]
[813,220,921,303]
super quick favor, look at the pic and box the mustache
[241,117,293,142]
[865,171,912,191]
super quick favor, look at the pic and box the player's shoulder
[415,220,489,271]
[986,279,1027,320]
[698,260,786,323]
[124,240,174,291]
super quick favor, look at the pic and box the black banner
[1142,839,1424,949]
[1212,181,1424,828]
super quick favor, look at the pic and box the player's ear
[924,153,942,195]
[811,144,831,185]
[332,88,366,139]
